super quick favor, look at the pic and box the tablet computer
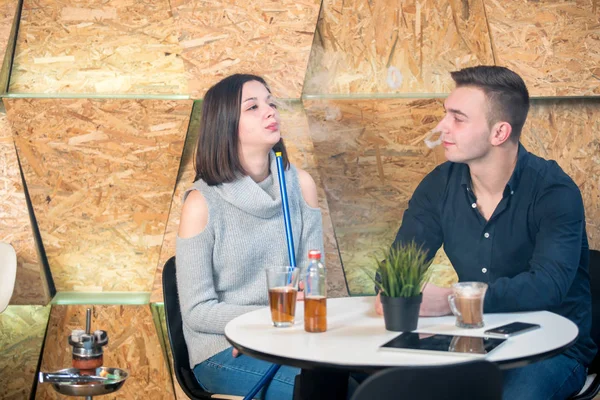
[379,332,507,357]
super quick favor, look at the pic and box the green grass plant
[367,241,433,298]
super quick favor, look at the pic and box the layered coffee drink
[448,282,488,328]
[455,294,484,326]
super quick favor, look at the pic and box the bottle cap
[308,250,321,259]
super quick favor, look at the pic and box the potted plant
[368,241,432,332]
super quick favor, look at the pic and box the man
[375,66,596,399]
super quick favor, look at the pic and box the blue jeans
[502,354,586,400]
[193,347,300,400]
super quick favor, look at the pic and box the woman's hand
[297,281,305,301]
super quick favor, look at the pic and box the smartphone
[484,322,541,338]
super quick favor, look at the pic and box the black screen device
[483,322,541,338]
[380,332,506,357]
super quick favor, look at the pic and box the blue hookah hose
[275,152,296,268]
[243,152,294,400]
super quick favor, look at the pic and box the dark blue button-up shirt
[393,144,596,366]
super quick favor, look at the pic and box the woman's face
[238,80,281,151]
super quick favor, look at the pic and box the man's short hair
[451,66,530,142]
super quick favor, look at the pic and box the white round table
[225,296,579,371]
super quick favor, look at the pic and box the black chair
[350,360,503,400]
[162,256,243,400]
[571,249,600,399]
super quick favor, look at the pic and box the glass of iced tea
[266,266,299,327]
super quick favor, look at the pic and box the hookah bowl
[39,308,128,399]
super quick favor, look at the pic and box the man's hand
[232,348,240,358]
[375,292,383,315]
[419,283,452,316]
[374,283,453,317]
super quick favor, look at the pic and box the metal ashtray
[42,367,128,397]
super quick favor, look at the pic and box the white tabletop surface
[225,296,579,370]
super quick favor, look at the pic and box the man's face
[435,86,493,164]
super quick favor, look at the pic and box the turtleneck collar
[211,151,289,218]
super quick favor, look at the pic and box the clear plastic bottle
[304,249,327,333]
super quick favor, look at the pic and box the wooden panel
[150,104,199,303]
[304,0,494,95]
[304,99,457,294]
[0,102,49,305]
[278,100,348,297]
[150,100,349,302]
[0,0,20,92]
[522,99,600,250]
[485,0,600,97]
[9,0,187,95]
[4,98,192,292]
[36,305,175,400]
[0,305,51,400]
[171,0,320,99]
[0,0,18,63]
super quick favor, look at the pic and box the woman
[176,74,324,399]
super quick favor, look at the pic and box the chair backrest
[0,242,17,313]
[351,360,502,400]
[588,249,600,374]
[162,256,212,400]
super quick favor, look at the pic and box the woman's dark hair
[451,66,530,142]
[194,74,289,185]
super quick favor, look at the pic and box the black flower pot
[380,293,422,332]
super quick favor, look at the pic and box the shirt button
[511,190,514,195]
[471,203,477,208]
[482,267,488,273]
[484,232,490,239]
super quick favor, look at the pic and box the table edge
[225,332,579,372]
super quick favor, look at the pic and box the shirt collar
[459,143,530,193]
[506,143,529,193]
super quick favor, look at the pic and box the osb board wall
[170,0,320,99]
[150,100,349,302]
[304,98,457,294]
[0,105,49,305]
[0,0,18,60]
[4,98,193,292]
[0,0,19,91]
[304,0,494,95]
[0,305,51,400]
[276,100,348,297]
[36,305,175,399]
[9,0,187,95]
[522,99,600,250]
[485,0,600,97]
[150,103,200,303]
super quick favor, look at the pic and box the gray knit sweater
[175,154,324,368]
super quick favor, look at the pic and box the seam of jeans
[201,360,296,386]
[550,361,584,399]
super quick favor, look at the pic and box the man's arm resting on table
[375,283,452,316]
